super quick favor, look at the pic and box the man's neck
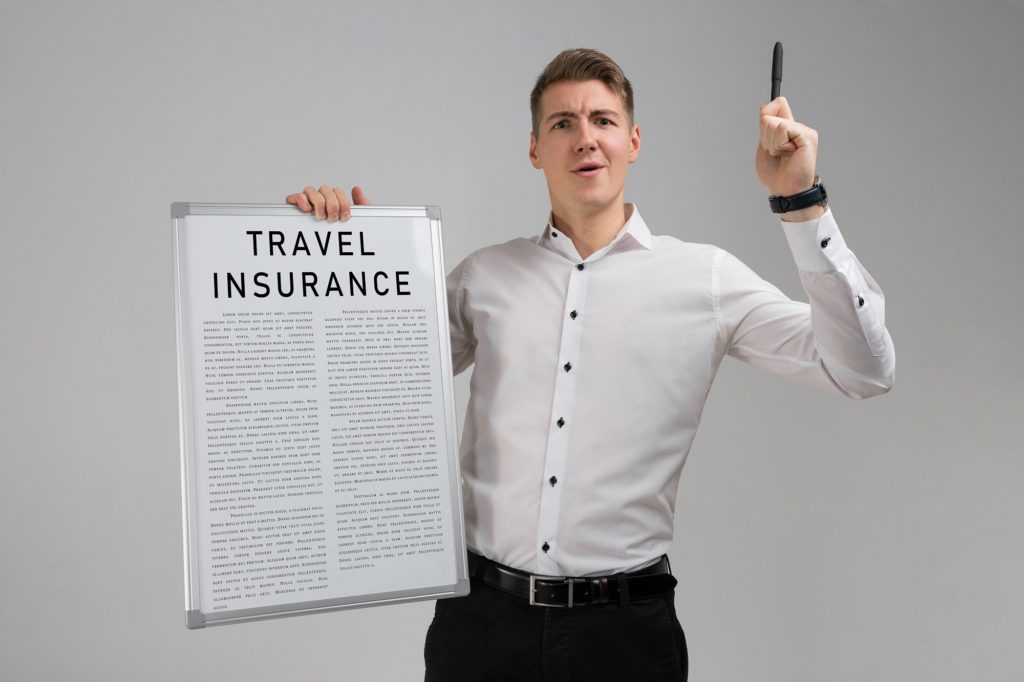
[549,199,631,261]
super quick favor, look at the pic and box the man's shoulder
[446,236,543,283]
[459,236,549,267]
[649,233,722,261]
[471,235,540,257]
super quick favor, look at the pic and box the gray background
[2,0,1021,679]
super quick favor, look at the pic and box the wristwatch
[769,176,828,214]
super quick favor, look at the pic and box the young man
[288,48,894,682]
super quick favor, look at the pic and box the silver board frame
[171,202,469,628]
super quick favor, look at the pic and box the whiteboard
[171,203,469,628]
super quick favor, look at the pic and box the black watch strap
[769,176,828,214]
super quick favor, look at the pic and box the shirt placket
[535,259,589,575]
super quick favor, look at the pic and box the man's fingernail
[342,210,351,221]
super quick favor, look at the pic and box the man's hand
[285,185,372,222]
[755,97,819,198]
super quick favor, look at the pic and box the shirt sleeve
[446,253,476,376]
[713,208,895,399]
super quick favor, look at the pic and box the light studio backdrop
[1,1,1021,680]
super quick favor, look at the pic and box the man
[287,48,894,682]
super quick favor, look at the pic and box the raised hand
[755,96,818,198]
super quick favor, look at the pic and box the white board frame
[171,202,469,628]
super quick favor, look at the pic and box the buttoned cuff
[780,207,847,273]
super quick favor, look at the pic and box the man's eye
[597,118,612,126]
[553,120,568,129]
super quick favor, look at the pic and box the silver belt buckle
[529,575,577,608]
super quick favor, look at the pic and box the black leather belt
[468,551,677,608]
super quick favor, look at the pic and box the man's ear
[529,131,542,169]
[629,123,641,164]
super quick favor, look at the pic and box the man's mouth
[573,163,604,176]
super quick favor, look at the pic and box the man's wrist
[780,204,827,222]
[770,176,828,221]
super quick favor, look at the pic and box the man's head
[529,49,641,219]
[529,48,635,138]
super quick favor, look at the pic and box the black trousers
[423,568,688,681]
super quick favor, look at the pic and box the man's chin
[549,184,624,215]
[571,192,618,210]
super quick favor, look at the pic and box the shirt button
[551,231,558,238]
[563,362,572,372]
[569,310,578,320]
[577,263,585,271]
[857,295,865,308]
[820,237,831,249]
[542,542,550,553]
[556,417,565,428]
[549,475,558,486]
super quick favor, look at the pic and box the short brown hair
[530,48,635,137]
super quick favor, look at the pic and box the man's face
[529,79,641,217]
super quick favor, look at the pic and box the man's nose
[575,123,597,153]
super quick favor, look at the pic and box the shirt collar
[535,203,652,261]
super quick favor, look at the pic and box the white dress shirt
[446,203,894,577]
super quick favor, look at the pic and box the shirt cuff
[780,206,848,273]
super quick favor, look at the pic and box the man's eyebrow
[545,109,622,122]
